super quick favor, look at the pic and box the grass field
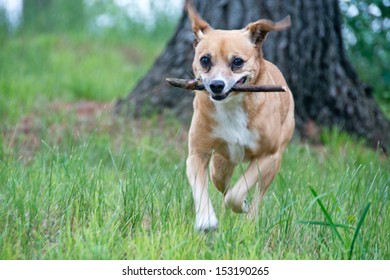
[0,31,389,260]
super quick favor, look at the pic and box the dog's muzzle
[208,76,249,101]
[208,80,227,101]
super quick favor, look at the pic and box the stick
[166,78,286,92]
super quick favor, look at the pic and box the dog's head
[186,1,290,102]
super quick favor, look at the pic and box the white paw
[241,199,249,213]
[195,213,218,232]
[225,192,249,213]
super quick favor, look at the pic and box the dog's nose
[209,80,225,94]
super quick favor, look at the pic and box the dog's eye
[200,56,212,68]
[232,57,244,69]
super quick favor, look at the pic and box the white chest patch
[212,98,259,163]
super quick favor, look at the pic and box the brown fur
[185,1,295,231]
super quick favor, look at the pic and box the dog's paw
[241,199,250,213]
[224,191,249,213]
[195,213,218,232]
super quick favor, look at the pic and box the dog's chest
[212,102,259,163]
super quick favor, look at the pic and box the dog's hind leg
[210,153,235,194]
[187,155,218,232]
[247,154,283,218]
[224,153,282,215]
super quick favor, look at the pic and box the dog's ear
[186,0,212,47]
[245,16,291,46]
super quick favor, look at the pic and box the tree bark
[116,0,390,152]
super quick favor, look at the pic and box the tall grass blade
[348,202,371,260]
[309,187,344,244]
[297,220,354,230]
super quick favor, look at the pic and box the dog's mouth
[235,76,248,85]
[209,76,249,101]
[211,93,228,101]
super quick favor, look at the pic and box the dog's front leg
[186,155,218,231]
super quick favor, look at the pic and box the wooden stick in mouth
[166,78,287,92]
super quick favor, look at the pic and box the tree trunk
[116,0,390,152]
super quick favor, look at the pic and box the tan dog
[185,3,295,231]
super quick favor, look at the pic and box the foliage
[83,0,178,38]
[18,0,180,40]
[21,0,86,33]
[340,0,390,110]
[0,6,8,41]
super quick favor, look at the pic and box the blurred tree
[118,0,390,152]
[22,0,85,32]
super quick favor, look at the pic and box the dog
[185,2,295,232]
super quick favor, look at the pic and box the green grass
[0,33,164,123]
[0,32,389,260]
